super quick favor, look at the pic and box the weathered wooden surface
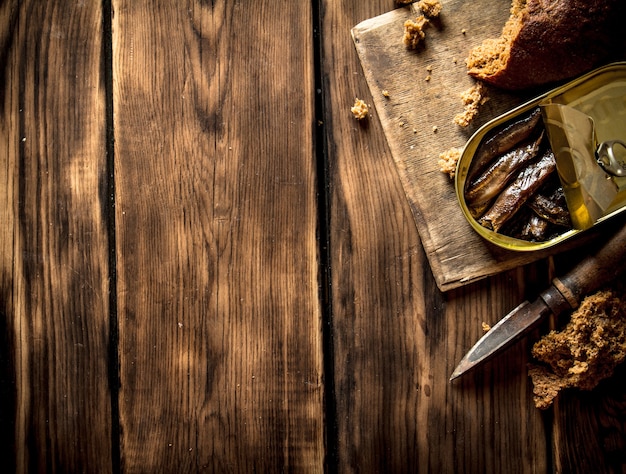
[0,1,113,472]
[2,0,626,472]
[351,1,587,290]
[111,0,324,471]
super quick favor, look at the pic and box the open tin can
[455,62,626,251]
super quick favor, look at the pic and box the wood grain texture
[112,1,324,471]
[350,1,592,290]
[323,0,548,471]
[2,1,625,471]
[0,1,113,472]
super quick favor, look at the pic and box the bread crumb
[460,82,486,105]
[438,147,462,178]
[461,28,467,35]
[382,90,390,98]
[482,322,491,332]
[351,98,369,120]
[432,125,438,133]
[528,288,626,409]
[453,82,488,127]
[403,15,428,49]
[417,0,442,19]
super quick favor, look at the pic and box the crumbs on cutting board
[438,147,462,179]
[360,0,487,179]
[351,98,369,120]
[403,15,428,49]
[453,82,489,128]
[394,1,488,173]
[402,0,443,50]
[417,0,443,19]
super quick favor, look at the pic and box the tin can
[455,62,626,251]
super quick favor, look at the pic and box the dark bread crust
[467,0,626,90]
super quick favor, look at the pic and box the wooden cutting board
[351,0,591,291]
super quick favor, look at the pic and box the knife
[450,221,626,381]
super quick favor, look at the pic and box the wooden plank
[0,1,113,472]
[350,1,591,291]
[323,0,548,471]
[111,1,324,471]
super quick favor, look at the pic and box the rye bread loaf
[466,0,626,90]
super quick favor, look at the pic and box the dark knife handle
[548,222,626,312]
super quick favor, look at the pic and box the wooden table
[2,1,625,472]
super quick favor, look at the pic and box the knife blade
[450,221,626,381]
